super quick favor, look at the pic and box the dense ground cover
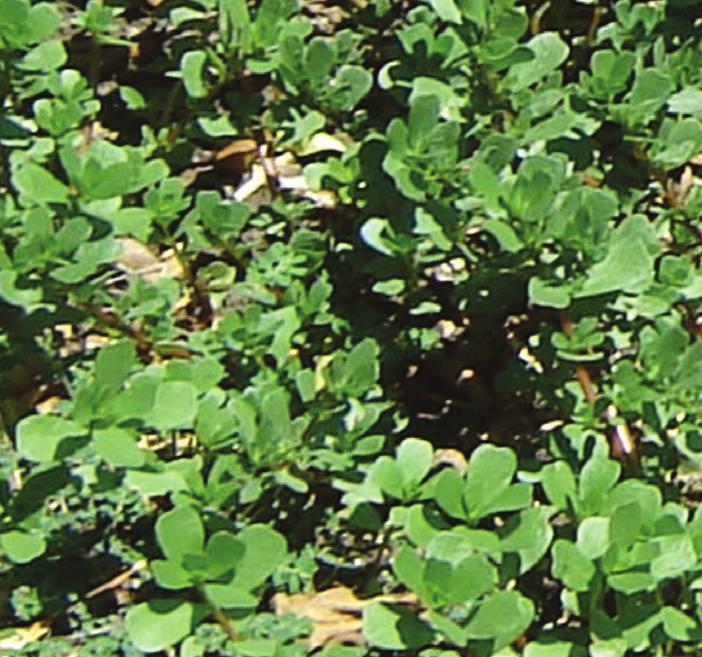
[3,0,702,655]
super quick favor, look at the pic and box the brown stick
[559,312,639,469]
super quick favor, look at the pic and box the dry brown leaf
[432,448,468,473]
[0,622,50,650]
[272,586,418,649]
[666,165,694,208]
[214,138,259,176]
[116,238,183,282]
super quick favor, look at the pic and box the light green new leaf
[0,271,41,308]
[230,524,287,590]
[93,427,145,468]
[576,517,610,560]
[180,50,208,98]
[396,438,433,488]
[147,380,198,431]
[464,590,534,648]
[426,0,462,23]
[661,606,702,641]
[503,32,568,91]
[20,40,66,71]
[95,340,136,391]
[579,455,620,514]
[13,163,70,204]
[155,505,205,563]
[125,600,201,652]
[651,534,696,580]
[551,540,595,591]
[0,531,46,564]
[363,602,434,650]
[16,415,85,463]
[525,642,585,657]
[540,461,577,511]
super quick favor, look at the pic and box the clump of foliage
[3,0,702,656]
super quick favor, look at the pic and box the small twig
[85,559,148,599]
[559,312,639,469]
[585,4,603,47]
[530,1,551,35]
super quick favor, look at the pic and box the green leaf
[540,461,576,510]
[95,340,136,391]
[661,606,702,641]
[16,415,85,463]
[125,469,188,496]
[93,427,146,468]
[20,40,66,71]
[626,68,674,125]
[500,507,554,573]
[363,602,435,650]
[528,278,570,309]
[203,583,258,608]
[579,455,620,514]
[125,599,200,652]
[230,524,287,590]
[587,49,634,97]
[370,457,404,499]
[464,445,531,520]
[504,32,568,91]
[180,50,208,98]
[464,590,534,648]
[360,217,397,256]
[206,531,245,579]
[426,527,500,563]
[427,0,462,23]
[13,163,70,204]
[147,380,198,431]
[219,0,251,50]
[0,530,46,564]
[396,438,433,488]
[332,66,373,110]
[155,505,205,563]
[0,271,41,308]
[576,517,610,560]
[428,611,467,647]
[432,468,466,519]
[668,88,702,118]
[458,0,487,28]
[151,559,194,589]
[650,534,696,580]
[447,553,496,602]
[525,642,585,657]
[551,540,595,591]
[304,37,335,83]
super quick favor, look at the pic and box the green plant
[3,0,702,656]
